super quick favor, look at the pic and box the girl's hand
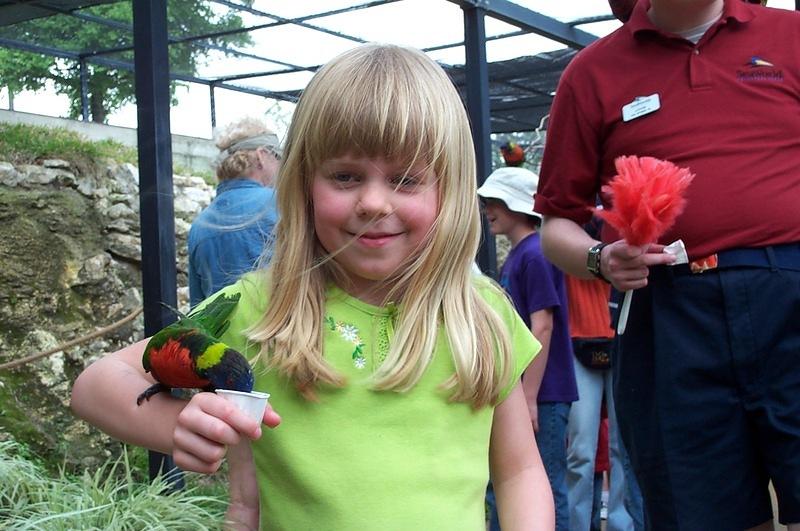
[601,240,675,292]
[171,392,281,474]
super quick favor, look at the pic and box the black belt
[672,242,800,275]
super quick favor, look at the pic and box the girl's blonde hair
[214,117,275,181]
[248,43,513,408]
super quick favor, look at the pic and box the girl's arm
[70,338,274,473]
[223,441,260,531]
[490,383,555,530]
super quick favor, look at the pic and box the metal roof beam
[568,14,616,26]
[491,97,553,112]
[0,35,299,103]
[212,65,314,83]
[52,7,308,72]
[171,0,400,45]
[14,1,131,30]
[422,28,526,54]
[0,35,77,59]
[0,0,116,26]
[209,0,367,44]
[76,0,397,59]
[447,0,597,49]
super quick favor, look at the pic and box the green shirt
[215,274,539,531]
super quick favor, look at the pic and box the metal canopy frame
[0,0,608,129]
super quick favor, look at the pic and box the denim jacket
[188,178,277,307]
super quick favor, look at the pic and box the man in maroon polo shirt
[535,0,800,529]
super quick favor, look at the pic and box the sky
[0,0,795,140]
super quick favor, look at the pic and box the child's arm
[520,308,553,431]
[70,339,276,473]
[224,441,260,531]
[490,383,555,530]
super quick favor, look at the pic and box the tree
[0,49,51,110]
[0,1,253,123]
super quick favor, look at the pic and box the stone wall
[0,158,214,468]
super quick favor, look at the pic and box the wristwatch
[586,242,609,282]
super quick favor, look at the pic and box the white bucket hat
[477,166,541,219]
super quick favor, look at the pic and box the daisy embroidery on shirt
[325,316,367,369]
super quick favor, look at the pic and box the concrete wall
[0,109,217,175]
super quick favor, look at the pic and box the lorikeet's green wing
[141,323,196,372]
[187,292,242,338]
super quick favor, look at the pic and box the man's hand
[601,240,676,292]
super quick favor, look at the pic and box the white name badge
[622,93,661,122]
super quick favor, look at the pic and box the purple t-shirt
[499,232,578,403]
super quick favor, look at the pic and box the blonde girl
[71,43,553,530]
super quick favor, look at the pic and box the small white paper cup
[216,389,270,423]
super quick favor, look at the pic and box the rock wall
[0,159,214,468]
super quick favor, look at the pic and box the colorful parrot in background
[499,141,526,167]
[136,293,254,405]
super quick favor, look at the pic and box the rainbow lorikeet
[135,293,254,405]
[499,142,526,167]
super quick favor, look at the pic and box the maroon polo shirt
[535,0,800,259]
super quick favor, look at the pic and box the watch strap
[587,242,609,282]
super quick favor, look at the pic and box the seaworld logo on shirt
[747,56,774,67]
[737,56,783,82]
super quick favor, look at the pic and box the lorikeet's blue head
[205,347,254,393]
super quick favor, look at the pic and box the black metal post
[132,0,183,490]
[210,83,217,129]
[79,59,89,121]
[463,5,497,279]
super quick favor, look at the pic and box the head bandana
[217,132,282,167]
[226,133,282,157]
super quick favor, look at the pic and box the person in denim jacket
[188,118,281,307]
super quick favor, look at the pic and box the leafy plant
[0,436,230,530]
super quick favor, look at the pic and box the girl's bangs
[302,52,445,173]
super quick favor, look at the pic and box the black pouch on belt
[572,337,613,370]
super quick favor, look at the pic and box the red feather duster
[595,155,694,335]
[596,156,694,246]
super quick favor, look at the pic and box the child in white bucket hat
[477,166,542,224]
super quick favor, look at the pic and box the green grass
[0,122,211,179]
[0,437,230,530]
[0,122,138,168]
